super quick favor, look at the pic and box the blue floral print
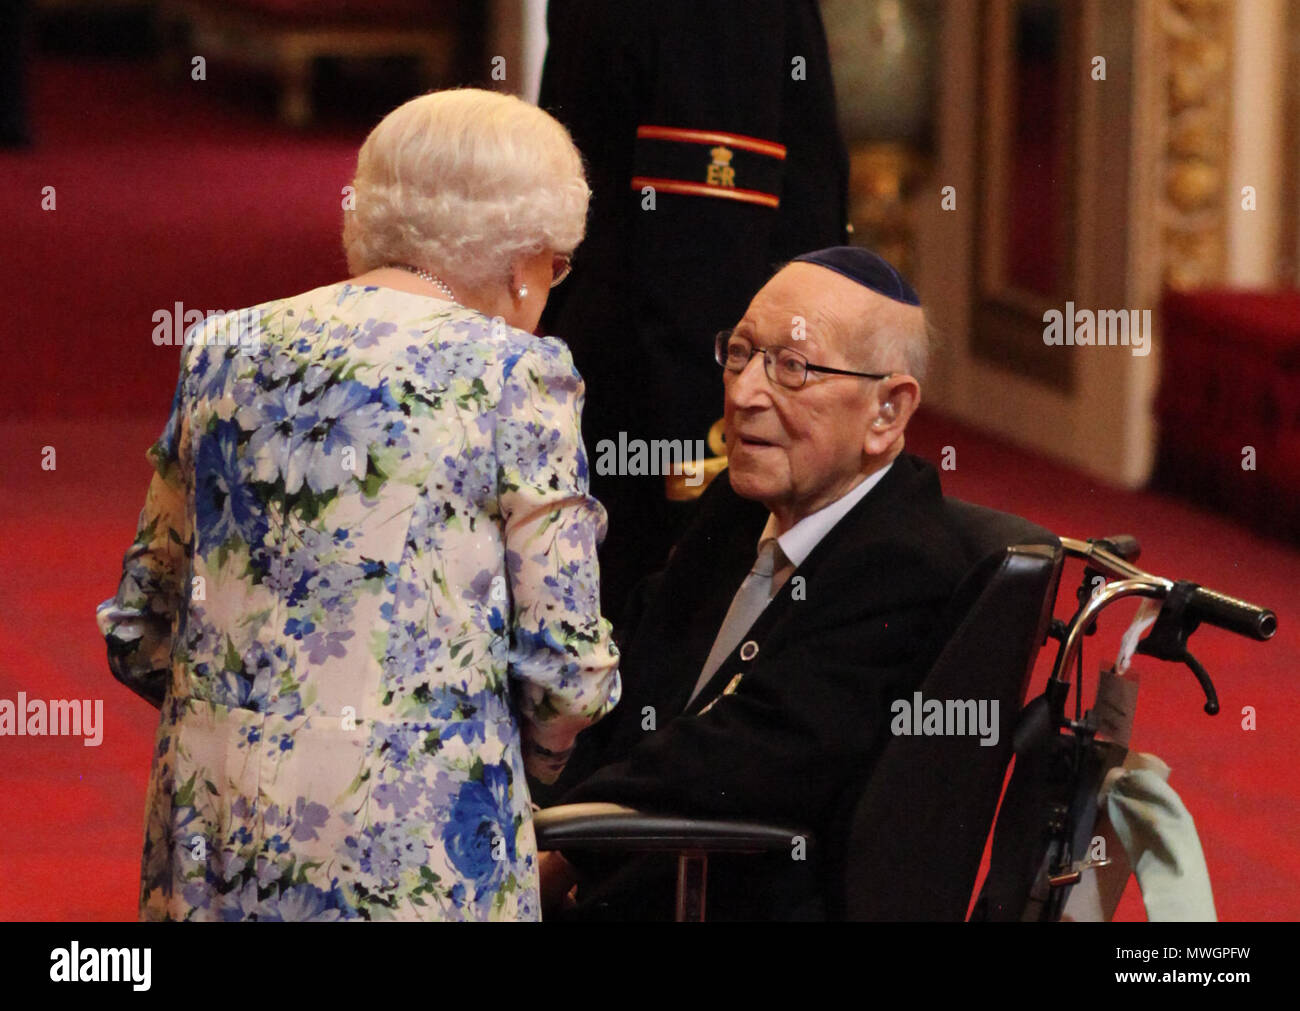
[97,282,621,921]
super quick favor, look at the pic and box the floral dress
[96,282,621,921]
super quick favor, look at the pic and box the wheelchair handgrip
[1187,585,1277,641]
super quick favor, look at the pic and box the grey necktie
[687,538,791,706]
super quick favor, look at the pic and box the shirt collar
[758,461,895,567]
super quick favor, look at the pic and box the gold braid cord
[664,418,729,501]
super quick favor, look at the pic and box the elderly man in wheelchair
[532,247,1277,922]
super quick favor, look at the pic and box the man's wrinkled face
[723,263,893,525]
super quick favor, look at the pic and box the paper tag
[1094,665,1140,749]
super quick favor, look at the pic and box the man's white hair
[342,88,590,289]
[863,301,932,384]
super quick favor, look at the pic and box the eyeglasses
[550,253,573,288]
[713,330,893,390]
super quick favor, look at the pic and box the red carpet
[0,57,363,418]
[1,57,1296,921]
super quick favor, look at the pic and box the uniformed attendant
[538,0,850,621]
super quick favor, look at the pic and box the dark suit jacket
[552,452,971,918]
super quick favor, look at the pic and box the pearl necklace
[388,263,456,302]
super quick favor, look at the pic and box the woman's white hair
[343,88,590,289]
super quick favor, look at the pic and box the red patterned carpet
[0,57,362,419]
[0,57,1296,921]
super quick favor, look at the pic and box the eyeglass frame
[713,329,894,390]
[550,253,573,288]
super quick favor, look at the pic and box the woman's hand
[538,850,579,919]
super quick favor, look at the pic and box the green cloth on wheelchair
[1106,766,1218,922]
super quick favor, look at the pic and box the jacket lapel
[650,478,766,716]
[681,457,922,715]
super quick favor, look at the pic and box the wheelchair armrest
[534,802,812,854]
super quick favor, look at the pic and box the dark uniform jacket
[552,453,971,919]
[538,0,850,616]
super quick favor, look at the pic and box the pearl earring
[517,283,529,299]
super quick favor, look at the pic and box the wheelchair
[534,500,1278,921]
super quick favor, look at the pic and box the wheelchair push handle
[1186,584,1277,642]
[1051,538,1278,701]
[1063,537,1278,641]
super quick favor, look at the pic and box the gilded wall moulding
[1161,0,1231,290]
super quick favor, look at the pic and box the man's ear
[865,374,920,455]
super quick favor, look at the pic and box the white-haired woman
[96,89,620,921]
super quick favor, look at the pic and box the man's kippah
[791,246,921,307]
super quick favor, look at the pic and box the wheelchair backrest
[829,499,1062,920]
